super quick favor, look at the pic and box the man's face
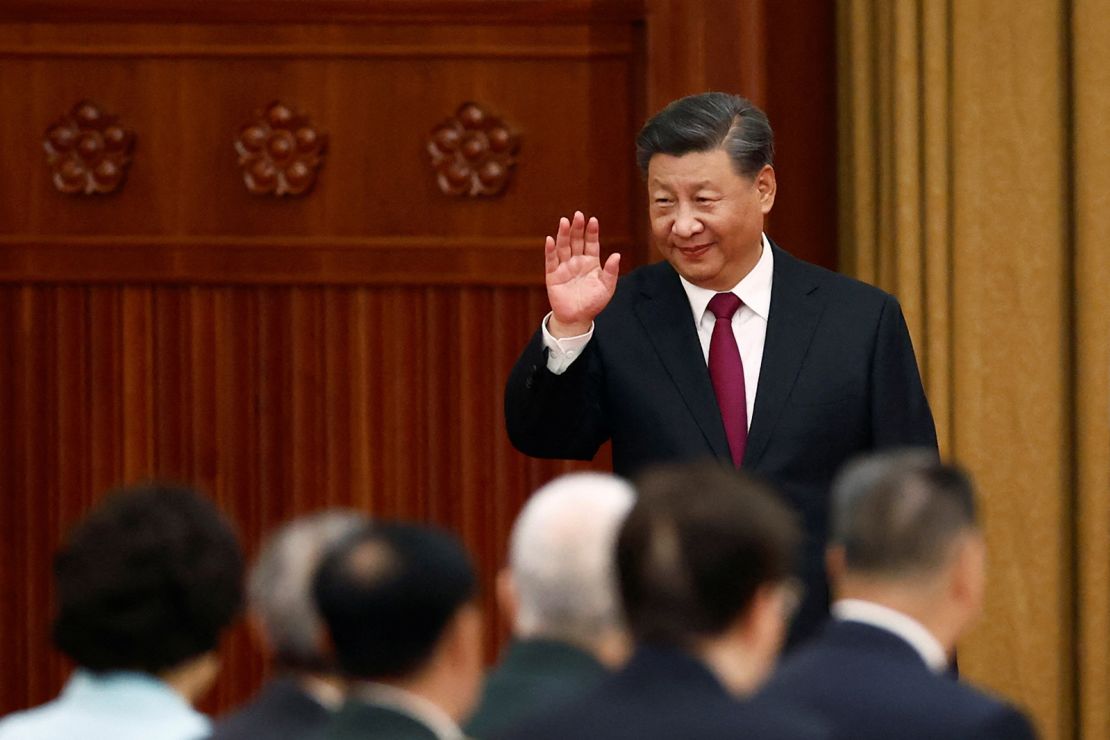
[647,148,775,291]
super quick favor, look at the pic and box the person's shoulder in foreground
[759,450,1038,740]
[498,644,832,740]
[763,622,1036,740]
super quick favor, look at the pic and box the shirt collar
[678,232,774,323]
[64,669,197,709]
[831,599,949,673]
[352,682,464,740]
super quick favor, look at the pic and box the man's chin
[669,261,720,289]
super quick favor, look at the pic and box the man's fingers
[554,217,571,264]
[601,252,621,291]
[544,236,559,274]
[584,217,601,258]
[569,211,586,256]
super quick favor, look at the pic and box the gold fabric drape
[838,1,1110,738]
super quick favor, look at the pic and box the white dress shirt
[542,233,773,429]
[832,598,949,673]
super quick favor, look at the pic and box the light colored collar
[679,232,774,323]
[352,682,464,740]
[298,674,345,710]
[832,599,948,673]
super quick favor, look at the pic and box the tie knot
[707,292,742,320]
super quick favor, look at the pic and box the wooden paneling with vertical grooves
[0,0,840,719]
[0,283,606,713]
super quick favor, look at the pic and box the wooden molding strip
[0,0,646,25]
[0,42,637,60]
[0,234,636,286]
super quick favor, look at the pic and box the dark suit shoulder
[211,679,330,740]
[763,623,1037,740]
[771,244,896,307]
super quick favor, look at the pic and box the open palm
[545,211,621,335]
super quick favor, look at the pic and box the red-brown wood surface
[0,0,837,718]
[0,283,607,713]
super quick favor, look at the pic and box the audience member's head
[314,523,483,722]
[248,510,367,675]
[618,463,800,695]
[502,472,635,665]
[52,482,243,701]
[828,449,984,652]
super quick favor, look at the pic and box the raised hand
[544,211,621,337]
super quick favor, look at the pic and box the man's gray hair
[249,509,368,671]
[635,91,774,178]
[510,473,636,643]
[831,449,978,578]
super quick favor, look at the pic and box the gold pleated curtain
[837,1,1110,739]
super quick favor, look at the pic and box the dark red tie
[707,293,747,466]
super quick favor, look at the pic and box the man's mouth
[675,243,714,257]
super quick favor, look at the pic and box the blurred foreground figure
[211,510,367,740]
[0,484,243,740]
[501,463,831,740]
[760,450,1038,739]
[313,523,483,740]
[466,473,635,737]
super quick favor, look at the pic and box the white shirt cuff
[540,312,594,375]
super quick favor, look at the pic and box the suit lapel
[743,244,825,468]
[633,265,731,461]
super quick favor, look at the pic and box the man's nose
[671,204,704,238]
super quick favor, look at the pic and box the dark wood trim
[0,0,646,25]
[0,235,635,286]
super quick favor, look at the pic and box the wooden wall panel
[0,283,603,714]
[0,0,838,720]
[0,20,643,283]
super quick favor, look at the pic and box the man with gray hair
[211,510,367,740]
[464,472,635,738]
[759,450,1037,739]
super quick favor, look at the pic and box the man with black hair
[313,523,483,740]
[212,510,367,740]
[759,450,1037,739]
[0,483,244,740]
[501,463,831,740]
[505,91,937,644]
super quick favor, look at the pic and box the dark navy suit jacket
[505,244,938,642]
[498,645,832,740]
[759,620,1038,740]
[209,677,331,740]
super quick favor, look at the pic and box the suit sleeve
[870,294,939,451]
[504,328,610,461]
[972,707,1039,740]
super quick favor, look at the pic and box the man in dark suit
[312,523,483,740]
[500,463,831,740]
[211,511,366,740]
[759,450,1038,739]
[505,92,937,642]
[465,473,634,737]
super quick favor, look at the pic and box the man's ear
[826,545,847,590]
[755,164,777,214]
[496,569,518,629]
[443,602,485,671]
[948,532,987,614]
